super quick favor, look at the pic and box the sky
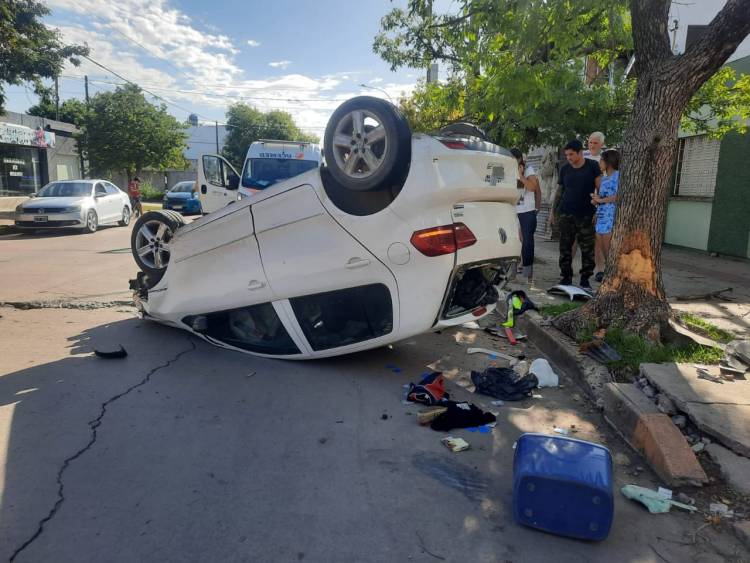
[3,0,750,137]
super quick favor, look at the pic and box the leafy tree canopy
[27,88,88,126]
[79,84,187,177]
[222,103,319,169]
[0,0,88,112]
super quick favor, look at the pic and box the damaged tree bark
[556,0,750,342]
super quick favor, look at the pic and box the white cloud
[246,39,261,47]
[370,77,384,84]
[268,60,292,69]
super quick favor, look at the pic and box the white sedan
[129,97,521,359]
[15,179,132,233]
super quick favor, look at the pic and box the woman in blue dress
[592,150,620,283]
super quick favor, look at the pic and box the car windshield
[241,158,318,190]
[170,182,194,193]
[37,182,92,198]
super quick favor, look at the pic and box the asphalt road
[0,225,745,562]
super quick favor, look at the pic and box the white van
[197,140,321,214]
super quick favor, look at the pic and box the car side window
[104,183,119,194]
[290,284,393,351]
[95,183,107,196]
[203,156,225,187]
[184,302,299,355]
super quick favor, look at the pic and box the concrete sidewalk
[524,237,750,339]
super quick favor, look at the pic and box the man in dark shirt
[553,139,602,289]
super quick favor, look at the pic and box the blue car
[163,181,202,214]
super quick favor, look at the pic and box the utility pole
[215,121,220,153]
[54,76,60,120]
[81,75,90,179]
[670,19,680,53]
[84,75,90,102]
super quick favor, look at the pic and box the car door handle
[247,280,266,290]
[346,257,371,269]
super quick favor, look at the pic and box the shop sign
[0,122,56,148]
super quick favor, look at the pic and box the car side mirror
[227,173,239,191]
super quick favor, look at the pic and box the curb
[519,310,708,487]
[516,310,612,400]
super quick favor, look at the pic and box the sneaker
[579,278,592,290]
[594,272,604,283]
[559,277,573,286]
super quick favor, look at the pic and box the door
[253,184,399,354]
[104,182,125,221]
[93,182,115,221]
[198,154,240,214]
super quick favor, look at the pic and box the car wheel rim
[123,208,130,224]
[332,109,388,179]
[88,212,97,230]
[135,220,173,270]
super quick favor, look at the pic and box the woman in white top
[511,148,542,282]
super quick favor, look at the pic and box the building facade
[0,112,81,200]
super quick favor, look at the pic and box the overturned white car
[129,97,521,359]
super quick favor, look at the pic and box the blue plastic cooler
[513,433,614,541]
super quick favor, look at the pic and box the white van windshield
[241,158,318,190]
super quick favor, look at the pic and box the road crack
[9,339,198,562]
[0,300,134,311]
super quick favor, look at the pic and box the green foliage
[0,0,88,112]
[222,104,319,169]
[538,301,585,318]
[580,326,723,377]
[79,84,188,177]
[139,181,164,202]
[679,313,734,344]
[27,92,88,125]
[377,0,749,148]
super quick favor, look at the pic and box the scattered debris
[512,360,529,377]
[94,345,128,359]
[501,290,537,329]
[656,394,677,415]
[671,415,687,429]
[485,327,527,340]
[441,436,471,452]
[461,321,481,329]
[620,485,697,514]
[529,358,559,388]
[406,372,449,405]
[381,413,389,420]
[471,367,539,401]
[490,400,505,406]
[657,487,673,500]
[691,442,705,453]
[466,347,516,362]
[675,492,695,506]
[642,385,657,399]
[417,407,448,426]
[547,285,593,301]
[431,401,496,432]
[673,287,733,301]
[709,502,734,519]
[579,339,622,363]
[553,427,570,436]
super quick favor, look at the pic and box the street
[0,225,746,562]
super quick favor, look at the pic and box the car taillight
[441,140,467,150]
[410,223,477,257]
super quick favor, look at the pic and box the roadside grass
[679,313,734,344]
[578,325,724,378]
[538,301,584,317]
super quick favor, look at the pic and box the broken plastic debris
[94,345,128,359]
[529,359,559,388]
[709,502,734,518]
[532,394,543,399]
[442,436,470,452]
[657,487,672,500]
[547,285,593,301]
[466,347,516,362]
[620,485,698,514]
[553,427,570,436]
[491,400,505,406]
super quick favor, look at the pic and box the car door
[93,182,114,222]
[104,182,125,220]
[252,184,400,356]
[198,154,240,214]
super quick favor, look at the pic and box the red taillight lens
[441,140,467,150]
[410,223,477,257]
[472,306,487,317]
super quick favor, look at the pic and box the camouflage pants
[558,213,595,280]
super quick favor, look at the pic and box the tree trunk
[556,0,750,342]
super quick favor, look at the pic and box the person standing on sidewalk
[511,148,541,283]
[583,131,605,162]
[553,140,602,289]
[592,149,620,282]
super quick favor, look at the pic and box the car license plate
[34,216,48,222]
[172,205,182,210]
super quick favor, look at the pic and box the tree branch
[678,0,750,90]
[428,9,484,29]
[630,0,672,70]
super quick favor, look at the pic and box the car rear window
[290,284,393,351]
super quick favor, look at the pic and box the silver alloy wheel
[86,210,97,231]
[134,220,173,270]
[122,207,131,225]
[331,109,388,179]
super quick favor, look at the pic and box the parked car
[15,179,132,233]
[163,180,202,214]
[129,96,521,359]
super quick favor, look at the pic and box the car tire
[118,206,131,227]
[323,96,411,192]
[83,209,98,233]
[130,210,186,284]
